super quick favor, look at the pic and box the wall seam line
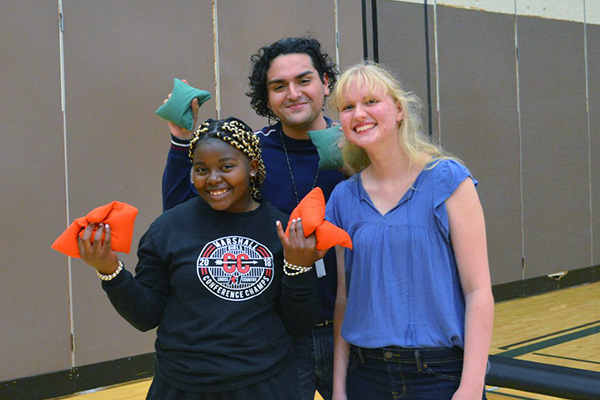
[583,0,593,266]
[334,0,340,67]
[58,0,76,369]
[433,0,441,144]
[213,0,221,119]
[514,0,525,281]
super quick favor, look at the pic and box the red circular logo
[197,236,274,301]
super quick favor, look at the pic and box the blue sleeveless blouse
[326,159,477,348]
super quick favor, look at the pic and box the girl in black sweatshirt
[78,117,323,399]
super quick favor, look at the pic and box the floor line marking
[498,320,600,350]
[496,324,600,358]
[531,352,600,366]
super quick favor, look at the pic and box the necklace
[279,128,320,204]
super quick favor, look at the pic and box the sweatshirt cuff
[101,267,131,290]
[170,134,191,150]
[283,268,317,287]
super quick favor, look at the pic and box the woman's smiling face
[192,138,258,213]
[338,83,404,151]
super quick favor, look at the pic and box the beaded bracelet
[97,260,124,281]
[283,260,313,276]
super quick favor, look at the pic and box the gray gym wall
[1,0,598,389]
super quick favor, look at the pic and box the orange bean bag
[285,188,352,251]
[52,201,139,258]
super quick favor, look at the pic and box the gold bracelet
[283,260,312,276]
[97,260,124,281]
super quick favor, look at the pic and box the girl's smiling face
[338,83,404,151]
[192,138,258,213]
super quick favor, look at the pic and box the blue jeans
[292,324,334,400]
[346,346,486,400]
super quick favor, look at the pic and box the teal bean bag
[155,78,212,130]
[307,125,344,170]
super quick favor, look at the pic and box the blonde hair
[329,62,455,174]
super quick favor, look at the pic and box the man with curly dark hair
[247,37,337,124]
[161,37,345,400]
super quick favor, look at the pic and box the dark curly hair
[246,37,338,121]
[189,117,265,201]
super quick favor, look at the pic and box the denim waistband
[351,345,463,364]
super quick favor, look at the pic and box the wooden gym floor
[53,281,600,400]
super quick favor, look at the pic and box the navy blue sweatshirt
[162,119,346,321]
